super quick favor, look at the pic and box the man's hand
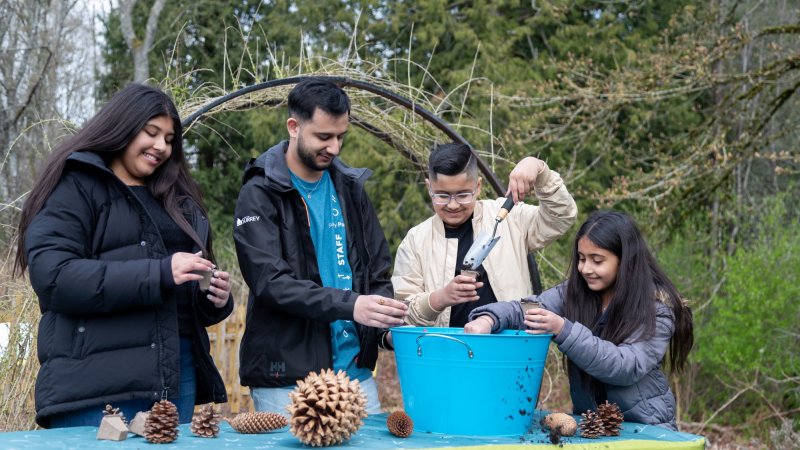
[353,295,407,328]
[506,157,545,204]
[428,274,484,311]
[464,315,494,334]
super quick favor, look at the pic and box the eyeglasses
[429,189,477,205]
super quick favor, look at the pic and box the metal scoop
[462,197,515,271]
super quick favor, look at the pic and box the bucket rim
[390,326,552,339]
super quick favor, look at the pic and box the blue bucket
[391,327,550,436]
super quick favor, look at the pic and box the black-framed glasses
[429,189,477,205]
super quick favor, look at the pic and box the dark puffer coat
[25,151,232,428]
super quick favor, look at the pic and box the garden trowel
[462,197,515,274]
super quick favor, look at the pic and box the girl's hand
[171,251,215,285]
[464,315,494,334]
[206,269,231,308]
[524,308,565,335]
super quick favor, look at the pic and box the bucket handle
[416,334,474,359]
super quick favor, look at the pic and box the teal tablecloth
[0,413,705,449]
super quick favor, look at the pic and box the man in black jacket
[234,79,407,414]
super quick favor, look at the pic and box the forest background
[1,1,798,448]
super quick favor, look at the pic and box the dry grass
[0,274,40,431]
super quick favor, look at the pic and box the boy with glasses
[392,142,577,328]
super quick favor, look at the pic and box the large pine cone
[542,412,577,436]
[191,404,222,438]
[145,399,179,444]
[287,368,368,447]
[386,411,413,438]
[597,400,624,436]
[226,412,288,434]
[579,410,605,439]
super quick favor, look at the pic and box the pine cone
[226,412,288,434]
[287,368,368,447]
[102,404,126,424]
[542,412,577,437]
[191,404,222,438]
[579,410,604,439]
[144,399,179,444]
[597,401,624,436]
[386,411,413,438]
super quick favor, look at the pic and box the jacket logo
[236,215,260,227]
[269,361,286,378]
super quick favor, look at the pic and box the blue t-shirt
[290,170,371,382]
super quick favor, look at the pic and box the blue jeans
[48,336,197,428]
[251,376,382,415]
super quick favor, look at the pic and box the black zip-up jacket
[25,151,232,428]
[234,141,393,387]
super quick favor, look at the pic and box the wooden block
[128,411,150,437]
[97,415,128,441]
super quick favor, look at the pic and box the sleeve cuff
[554,319,573,344]
[533,163,551,188]
[419,294,444,320]
[534,165,563,197]
[160,256,176,289]
[379,330,394,351]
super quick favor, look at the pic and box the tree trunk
[119,0,167,83]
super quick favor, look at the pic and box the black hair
[564,211,693,376]
[287,78,350,121]
[15,83,214,275]
[427,142,479,181]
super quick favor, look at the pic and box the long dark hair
[563,211,693,374]
[14,83,214,275]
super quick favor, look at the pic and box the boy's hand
[429,274,484,311]
[506,157,545,204]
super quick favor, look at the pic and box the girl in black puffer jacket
[15,84,233,428]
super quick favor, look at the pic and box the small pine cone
[287,368,368,447]
[191,404,222,438]
[102,404,126,424]
[145,399,179,444]
[579,410,604,439]
[386,411,413,438]
[597,400,624,436]
[542,412,577,437]
[226,412,288,434]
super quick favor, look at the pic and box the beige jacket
[392,165,577,327]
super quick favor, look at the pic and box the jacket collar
[67,151,116,175]
[66,150,204,223]
[243,140,372,191]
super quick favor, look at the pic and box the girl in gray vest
[465,211,693,430]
